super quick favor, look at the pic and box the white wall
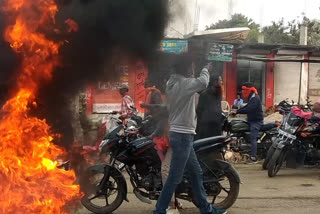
[274,62,301,104]
[308,57,320,103]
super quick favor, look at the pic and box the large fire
[0,0,80,213]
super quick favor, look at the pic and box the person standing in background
[118,84,137,120]
[144,78,163,116]
[196,74,223,139]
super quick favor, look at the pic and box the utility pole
[193,0,200,32]
[228,0,233,19]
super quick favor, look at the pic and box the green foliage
[300,17,320,46]
[262,19,299,44]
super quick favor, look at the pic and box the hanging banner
[207,43,234,62]
[91,61,133,113]
[134,62,148,113]
[160,40,188,53]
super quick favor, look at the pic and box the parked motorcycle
[267,106,320,177]
[80,120,240,214]
[222,112,279,159]
[262,100,292,170]
[263,99,314,170]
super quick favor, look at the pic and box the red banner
[135,61,148,113]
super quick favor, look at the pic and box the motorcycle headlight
[289,127,298,134]
[284,123,298,134]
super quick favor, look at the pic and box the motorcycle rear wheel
[195,163,240,210]
[81,169,125,214]
[268,149,287,177]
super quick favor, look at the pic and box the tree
[263,17,320,45]
[300,17,320,46]
[206,14,260,43]
[262,19,299,44]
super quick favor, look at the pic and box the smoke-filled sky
[189,0,320,30]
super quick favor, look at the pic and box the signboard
[88,61,132,114]
[87,58,148,114]
[93,103,122,113]
[160,40,188,53]
[207,43,234,62]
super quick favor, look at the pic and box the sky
[190,0,320,30]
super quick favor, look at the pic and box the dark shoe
[212,208,228,214]
[245,156,258,164]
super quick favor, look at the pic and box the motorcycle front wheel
[81,167,126,214]
[195,161,240,210]
[268,148,287,177]
[262,145,276,170]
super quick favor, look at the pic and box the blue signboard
[160,40,188,53]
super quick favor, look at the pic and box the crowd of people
[115,55,266,214]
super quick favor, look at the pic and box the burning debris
[0,0,168,213]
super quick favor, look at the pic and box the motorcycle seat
[193,136,227,151]
[260,121,277,132]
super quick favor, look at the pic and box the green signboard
[207,43,234,62]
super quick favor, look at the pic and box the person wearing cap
[232,82,263,164]
[118,83,137,120]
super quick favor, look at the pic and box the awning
[184,27,250,42]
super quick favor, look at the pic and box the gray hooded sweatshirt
[166,68,209,134]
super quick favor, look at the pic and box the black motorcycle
[222,113,279,159]
[267,107,320,177]
[80,123,240,214]
[262,100,293,170]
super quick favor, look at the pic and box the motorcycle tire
[268,149,287,178]
[81,167,126,214]
[195,162,240,210]
[262,145,276,170]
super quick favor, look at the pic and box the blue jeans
[153,132,214,214]
[249,121,263,157]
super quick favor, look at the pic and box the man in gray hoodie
[153,56,227,214]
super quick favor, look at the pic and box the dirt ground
[76,163,320,214]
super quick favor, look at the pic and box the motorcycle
[263,99,314,171]
[222,112,279,159]
[80,120,240,214]
[262,100,293,170]
[267,106,320,177]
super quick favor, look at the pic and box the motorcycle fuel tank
[230,120,250,132]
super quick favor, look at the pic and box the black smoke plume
[38,0,169,147]
[0,0,169,147]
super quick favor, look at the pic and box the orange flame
[0,0,80,213]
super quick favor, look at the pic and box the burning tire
[81,165,126,214]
